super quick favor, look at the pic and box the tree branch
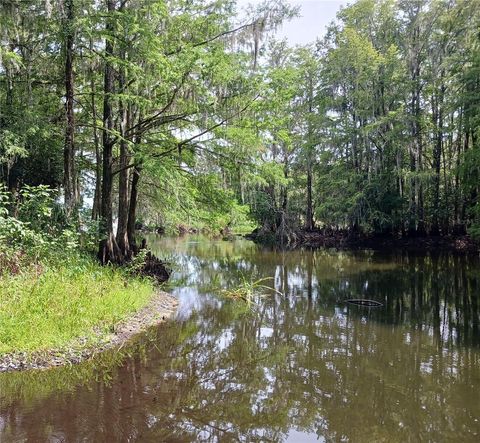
[165,21,257,56]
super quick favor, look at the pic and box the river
[1,235,479,442]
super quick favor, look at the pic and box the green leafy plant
[0,185,78,267]
[126,249,149,275]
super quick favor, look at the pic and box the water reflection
[1,236,479,442]
[155,236,480,349]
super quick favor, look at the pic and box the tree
[63,0,79,215]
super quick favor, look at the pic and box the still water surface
[1,236,480,442]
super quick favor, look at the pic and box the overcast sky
[238,0,348,45]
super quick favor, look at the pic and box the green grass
[220,276,282,304]
[0,256,154,354]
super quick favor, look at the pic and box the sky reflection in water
[1,235,479,442]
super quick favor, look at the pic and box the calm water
[1,236,480,442]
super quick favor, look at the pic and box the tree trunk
[63,0,77,215]
[278,155,289,244]
[127,164,142,252]
[305,77,315,231]
[90,37,102,220]
[1,42,14,185]
[431,74,445,236]
[116,37,130,258]
[98,0,121,264]
[414,66,425,236]
[305,164,314,230]
[116,142,130,257]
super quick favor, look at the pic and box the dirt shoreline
[247,229,479,253]
[0,290,178,373]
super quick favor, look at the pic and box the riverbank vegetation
[0,259,152,354]
[2,0,480,252]
[0,0,479,357]
[244,0,480,244]
[0,185,157,358]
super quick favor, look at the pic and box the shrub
[0,185,79,268]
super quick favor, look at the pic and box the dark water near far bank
[1,236,479,442]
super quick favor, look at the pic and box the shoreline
[246,230,479,253]
[0,290,178,373]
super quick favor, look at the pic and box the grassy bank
[0,255,154,355]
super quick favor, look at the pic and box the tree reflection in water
[1,236,479,442]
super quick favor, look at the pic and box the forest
[1,0,480,350]
[1,0,479,261]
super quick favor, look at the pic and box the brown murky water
[1,236,479,442]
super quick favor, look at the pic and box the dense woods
[245,0,480,242]
[1,0,480,263]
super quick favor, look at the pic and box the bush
[0,185,79,268]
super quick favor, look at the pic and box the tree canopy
[1,0,479,260]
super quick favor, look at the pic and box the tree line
[0,0,296,262]
[1,0,480,261]
[238,0,480,242]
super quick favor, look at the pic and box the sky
[238,0,348,45]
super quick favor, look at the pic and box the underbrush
[0,254,153,354]
[0,185,156,355]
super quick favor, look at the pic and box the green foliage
[2,0,480,249]
[138,159,254,234]
[461,148,480,239]
[0,130,28,167]
[239,0,480,239]
[0,185,77,266]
